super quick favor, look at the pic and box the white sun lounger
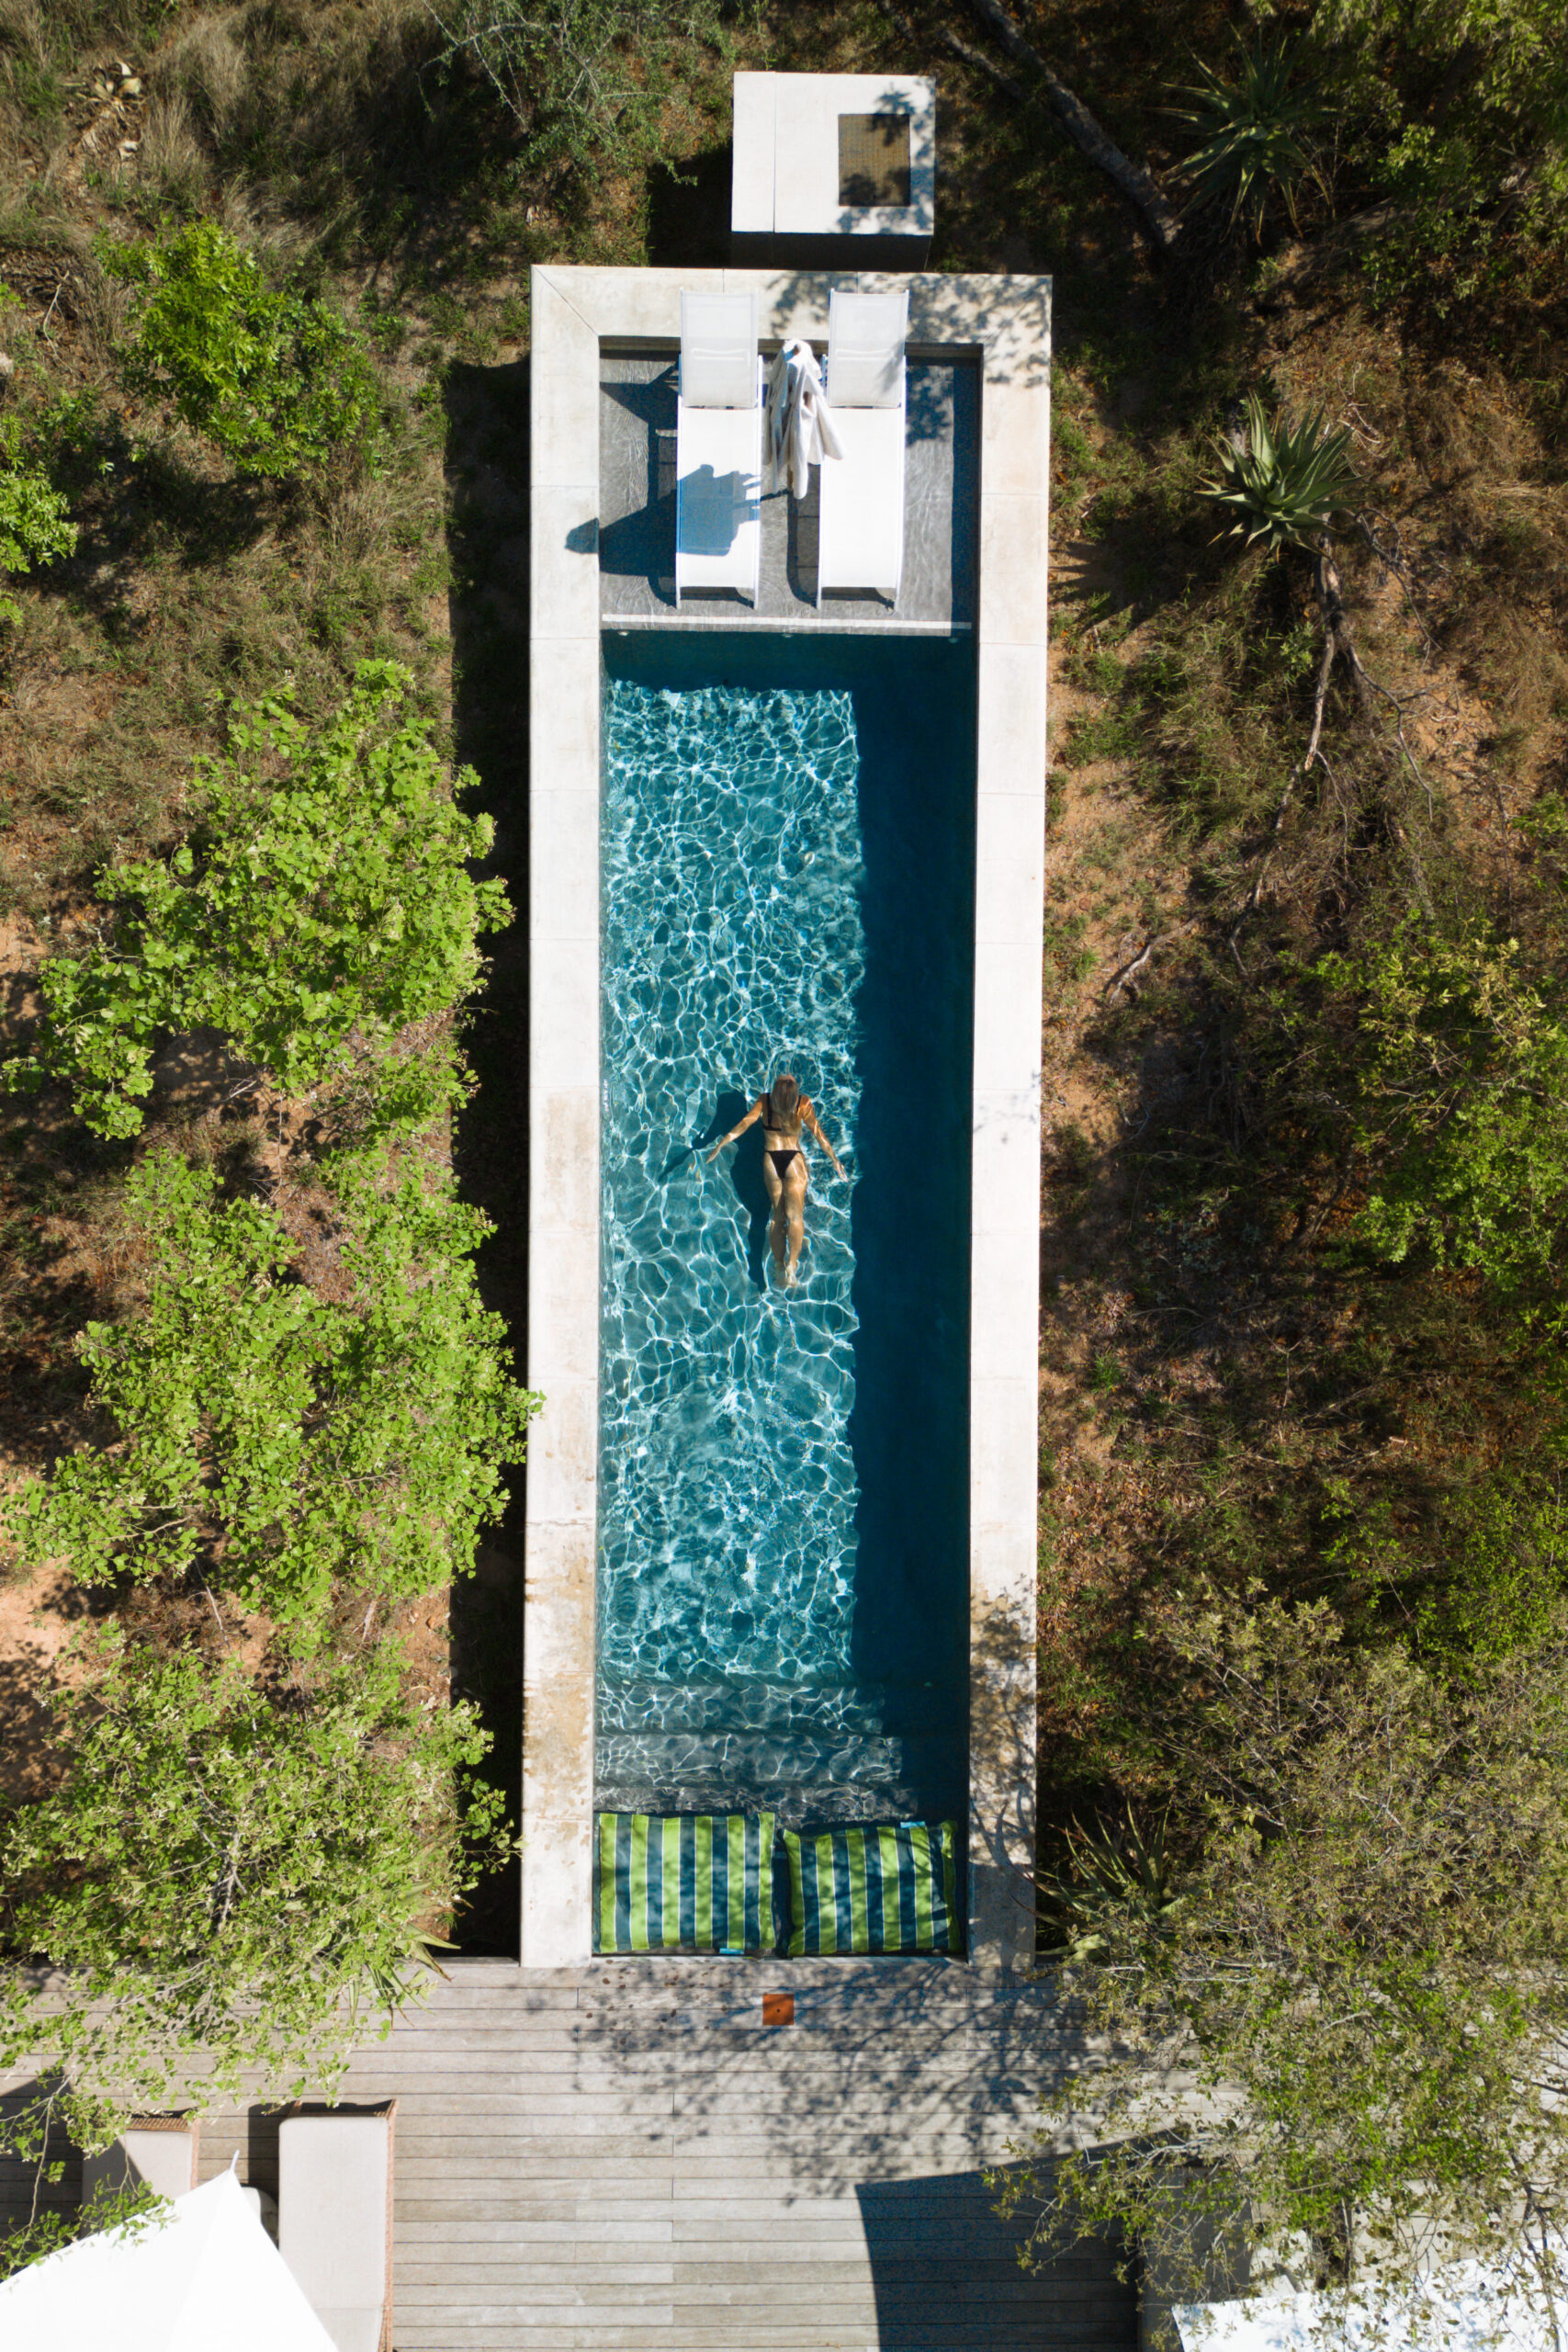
[818,288,908,607]
[82,2114,200,2206]
[675,289,762,607]
[278,2104,396,2352]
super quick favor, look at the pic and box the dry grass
[154,10,246,143]
[133,85,208,212]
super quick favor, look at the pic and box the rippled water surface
[598,634,975,1824]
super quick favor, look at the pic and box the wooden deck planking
[3,1963,1134,2348]
[304,1961,1127,2349]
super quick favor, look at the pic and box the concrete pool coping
[526,265,1050,1969]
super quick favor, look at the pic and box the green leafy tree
[4,1147,540,1639]
[1316,924,1568,1305]
[0,414,77,623]
[999,1598,1568,2343]
[3,661,509,1141]
[103,220,383,481]
[0,1639,510,2113]
[1311,0,1568,314]
[0,2083,164,2286]
[1314,0,1568,141]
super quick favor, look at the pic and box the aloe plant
[1173,30,1322,238]
[1039,1805,1185,1962]
[1201,392,1359,554]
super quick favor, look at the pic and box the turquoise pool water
[597,633,975,1826]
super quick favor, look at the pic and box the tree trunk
[959,0,1185,255]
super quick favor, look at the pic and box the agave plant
[1201,392,1359,555]
[1172,30,1323,239]
[1039,1805,1186,1962]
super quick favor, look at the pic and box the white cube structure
[732,72,935,268]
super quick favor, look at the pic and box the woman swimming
[706,1072,845,1288]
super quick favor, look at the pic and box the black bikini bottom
[768,1148,802,1181]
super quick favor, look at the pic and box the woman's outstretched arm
[705,1096,766,1162]
[802,1102,846,1177]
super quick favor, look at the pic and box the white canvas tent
[0,2164,335,2351]
[1177,2265,1562,2352]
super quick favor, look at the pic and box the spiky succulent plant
[1039,1805,1186,1962]
[1201,392,1359,554]
[1172,30,1323,238]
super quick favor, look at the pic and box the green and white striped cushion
[593,1812,774,1953]
[782,1820,961,1956]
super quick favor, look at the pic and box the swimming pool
[597,632,976,1827]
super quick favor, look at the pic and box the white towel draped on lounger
[763,339,843,500]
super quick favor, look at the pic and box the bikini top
[761,1091,803,1138]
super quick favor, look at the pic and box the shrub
[1171,31,1322,239]
[3,1146,540,1639]
[0,1638,511,2109]
[1201,392,1359,555]
[3,661,510,1141]
[1364,126,1568,318]
[0,413,77,621]
[1002,1598,1568,2332]
[423,0,751,182]
[1413,1464,1568,1660]
[1314,0,1568,148]
[1319,924,1568,1308]
[104,219,384,480]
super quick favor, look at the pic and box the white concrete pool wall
[525,266,1051,1969]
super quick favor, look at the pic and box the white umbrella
[0,2164,335,2351]
[1178,2264,1561,2352]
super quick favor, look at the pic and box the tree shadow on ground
[0,2078,81,2251]
[441,354,531,1958]
[645,144,732,269]
[224,26,533,291]
[491,1959,1133,2348]
[0,1031,128,1477]
[34,424,276,647]
[1031,946,1537,1841]
[858,2164,1135,2348]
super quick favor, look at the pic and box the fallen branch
[1103,920,1202,1001]
[1230,625,1336,939]
[880,0,1182,255]
[1316,545,1438,845]
[1228,539,1438,953]
[959,0,1185,255]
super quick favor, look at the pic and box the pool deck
[528,265,1051,1972]
[598,352,978,631]
[4,1962,1135,2350]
